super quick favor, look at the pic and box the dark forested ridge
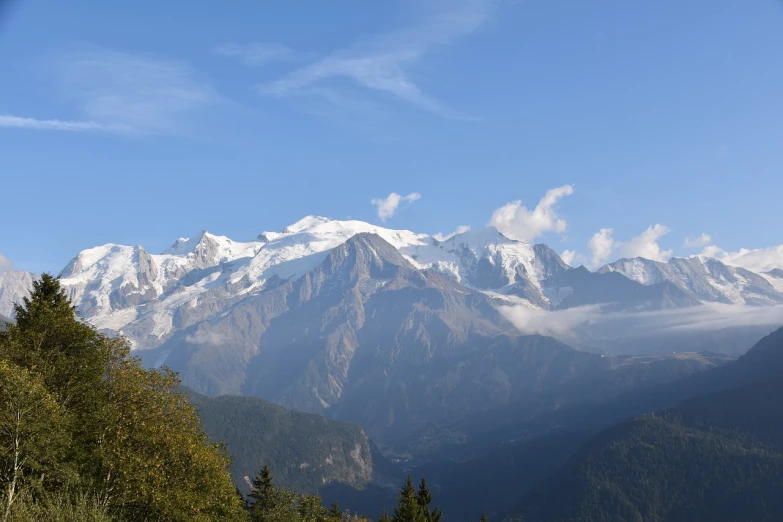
[188,390,404,514]
[509,327,783,522]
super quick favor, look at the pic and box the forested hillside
[0,275,244,521]
[189,390,406,516]
[510,327,783,522]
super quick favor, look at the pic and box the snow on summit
[9,214,777,351]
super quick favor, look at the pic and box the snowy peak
[599,255,783,306]
[5,215,782,353]
[0,270,36,319]
[281,215,332,234]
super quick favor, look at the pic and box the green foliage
[187,390,401,497]
[0,274,245,521]
[415,479,442,522]
[6,492,112,522]
[513,377,783,521]
[248,465,349,522]
[393,476,423,522]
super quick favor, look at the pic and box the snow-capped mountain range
[3,216,782,441]
[2,216,782,349]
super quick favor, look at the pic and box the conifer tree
[416,478,442,522]
[480,514,488,522]
[328,501,342,521]
[393,476,425,522]
[250,465,277,519]
[0,274,245,521]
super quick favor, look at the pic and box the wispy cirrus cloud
[0,115,109,132]
[258,0,496,119]
[213,42,293,66]
[371,192,421,221]
[1,48,219,135]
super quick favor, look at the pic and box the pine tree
[480,514,488,522]
[416,478,442,522]
[250,465,277,519]
[328,501,342,521]
[393,475,425,522]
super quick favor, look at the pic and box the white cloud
[0,254,12,272]
[561,250,577,266]
[0,115,108,132]
[490,185,574,242]
[587,228,614,268]
[2,48,219,135]
[619,224,673,261]
[258,0,495,118]
[700,245,724,258]
[213,42,292,66]
[371,192,421,221]
[499,302,783,349]
[714,245,783,273]
[433,225,471,241]
[184,330,225,346]
[684,233,712,248]
[498,304,603,342]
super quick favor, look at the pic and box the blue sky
[1,0,782,274]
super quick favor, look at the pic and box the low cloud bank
[499,303,783,352]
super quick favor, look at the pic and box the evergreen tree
[480,514,488,522]
[328,501,342,521]
[250,465,277,520]
[0,274,245,521]
[393,476,425,522]
[415,478,442,522]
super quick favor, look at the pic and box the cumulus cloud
[371,192,421,221]
[684,233,712,248]
[587,228,615,268]
[619,224,673,262]
[714,245,783,273]
[433,225,471,241]
[490,185,574,242]
[561,250,577,266]
[213,42,293,66]
[0,254,12,272]
[700,245,724,258]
